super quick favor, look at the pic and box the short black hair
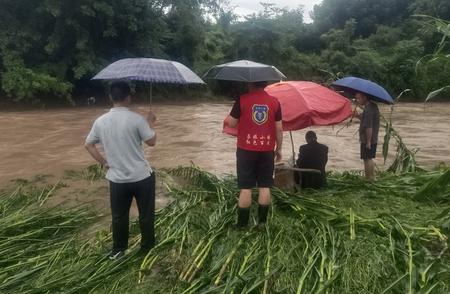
[305,130,317,143]
[110,81,131,102]
[253,81,268,89]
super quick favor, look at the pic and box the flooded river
[1,102,449,182]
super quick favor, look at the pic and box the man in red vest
[225,81,283,227]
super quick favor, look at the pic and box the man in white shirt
[85,81,157,259]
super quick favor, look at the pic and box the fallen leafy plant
[0,165,448,293]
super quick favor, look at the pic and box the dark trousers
[109,173,155,251]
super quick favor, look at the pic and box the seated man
[295,131,328,189]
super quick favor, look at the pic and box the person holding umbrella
[332,76,393,182]
[85,81,157,259]
[204,60,286,227]
[224,81,283,227]
[354,91,380,181]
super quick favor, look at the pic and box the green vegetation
[1,0,450,104]
[1,165,448,293]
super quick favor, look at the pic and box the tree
[0,0,169,103]
[312,0,411,37]
[227,4,304,64]
[409,0,450,20]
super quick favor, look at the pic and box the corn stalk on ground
[0,165,449,293]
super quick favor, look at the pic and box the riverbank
[0,166,448,293]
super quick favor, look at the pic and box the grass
[0,164,449,293]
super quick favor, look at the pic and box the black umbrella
[203,60,286,82]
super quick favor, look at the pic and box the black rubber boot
[258,204,270,224]
[237,207,250,228]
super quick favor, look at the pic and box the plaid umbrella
[92,58,205,84]
[92,58,204,104]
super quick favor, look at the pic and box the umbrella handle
[290,131,295,166]
[349,105,358,123]
[336,104,358,136]
[149,83,153,106]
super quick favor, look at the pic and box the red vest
[237,89,279,151]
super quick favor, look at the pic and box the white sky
[228,0,323,23]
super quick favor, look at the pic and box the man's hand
[275,149,282,162]
[85,143,108,168]
[366,142,371,149]
[225,115,239,128]
[353,109,362,120]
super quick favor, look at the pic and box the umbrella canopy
[223,81,352,135]
[331,76,394,104]
[266,81,353,130]
[92,58,205,84]
[203,60,286,82]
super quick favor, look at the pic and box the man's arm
[145,134,156,146]
[140,111,157,146]
[353,108,362,120]
[84,143,108,167]
[365,128,373,149]
[275,120,283,162]
[85,122,108,167]
[362,104,375,149]
[297,145,305,167]
[274,101,283,162]
[225,98,240,128]
[224,115,239,128]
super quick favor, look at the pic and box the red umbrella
[223,81,352,135]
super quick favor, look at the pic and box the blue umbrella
[331,76,394,104]
[92,58,205,103]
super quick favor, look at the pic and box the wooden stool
[274,163,321,192]
[274,168,296,191]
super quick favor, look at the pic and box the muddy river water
[0,102,449,182]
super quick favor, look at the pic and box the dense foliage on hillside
[0,0,449,104]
